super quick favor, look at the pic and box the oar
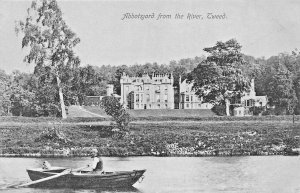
[8,166,89,188]
[15,169,71,188]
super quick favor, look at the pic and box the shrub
[249,106,265,115]
[100,96,131,137]
[211,104,226,116]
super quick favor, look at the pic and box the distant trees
[0,70,11,115]
[188,39,250,116]
[266,63,297,115]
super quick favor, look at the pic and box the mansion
[120,73,175,109]
[120,73,213,110]
[179,77,214,109]
[85,73,267,116]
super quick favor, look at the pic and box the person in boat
[87,148,103,173]
[42,161,52,170]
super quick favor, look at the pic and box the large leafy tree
[16,0,81,118]
[266,60,298,115]
[188,39,250,116]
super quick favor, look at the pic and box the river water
[0,156,299,193]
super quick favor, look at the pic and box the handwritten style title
[121,13,227,21]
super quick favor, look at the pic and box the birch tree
[16,0,80,118]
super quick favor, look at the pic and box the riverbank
[0,116,299,157]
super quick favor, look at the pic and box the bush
[249,106,265,115]
[211,104,226,116]
[100,96,131,136]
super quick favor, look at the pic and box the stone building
[233,79,268,116]
[179,77,213,109]
[120,73,175,109]
[83,84,120,106]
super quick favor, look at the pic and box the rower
[88,148,103,173]
[42,161,52,170]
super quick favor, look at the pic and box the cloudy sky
[0,0,300,73]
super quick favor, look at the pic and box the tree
[9,71,36,116]
[266,62,297,115]
[16,0,81,118]
[0,70,11,115]
[100,96,131,137]
[188,39,250,116]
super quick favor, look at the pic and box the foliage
[188,39,250,116]
[0,69,11,115]
[249,106,265,116]
[211,104,227,116]
[34,127,71,144]
[1,118,299,156]
[100,96,131,135]
[16,0,81,118]
[265,61,297,115]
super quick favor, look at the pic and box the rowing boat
[26,167,146,188]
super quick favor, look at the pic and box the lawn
[0,116,299,157]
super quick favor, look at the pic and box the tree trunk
[225,98,230,116]
[56,76,67,119]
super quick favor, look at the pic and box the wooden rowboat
[26,167,146,188]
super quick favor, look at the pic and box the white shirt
[92,157,100,170]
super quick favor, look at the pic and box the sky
[0,0,300,73]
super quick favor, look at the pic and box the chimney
[107,84,114,96]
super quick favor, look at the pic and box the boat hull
[26,168,146,188]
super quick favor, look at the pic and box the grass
[0,116,299,157]
[82,106,216,118]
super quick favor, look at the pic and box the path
[67,105,107,118]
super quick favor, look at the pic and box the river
[0,156,299,193]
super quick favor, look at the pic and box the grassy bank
[2,114,300,123]
[0,116,299,157]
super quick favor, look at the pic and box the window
[186,95,189,102]
[141,94,143,102]
[146,94,150,102]
[165,104,168,108]
[165,85,168,90]
[136,94,139,102]
[164,94,168,102]
[156,94,160,102]
[158,104,160,108]
[181,95,184,102]
[245,100,252,107]
[136,104,139,109]
[191,96,193,102]
[186,104,189,108]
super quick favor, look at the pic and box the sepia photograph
[0,0,300,192]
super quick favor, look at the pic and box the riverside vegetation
[0,116,299,157]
